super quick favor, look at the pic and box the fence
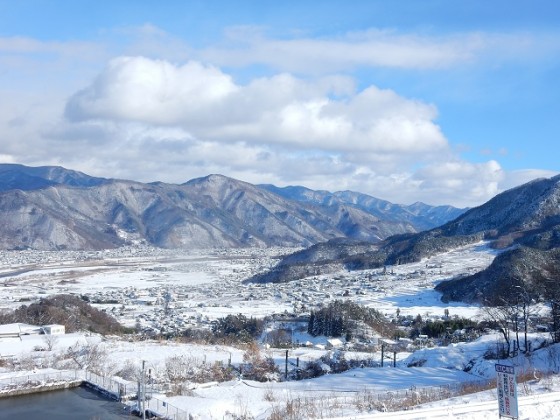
[0,370,81,391]
[84,371,190,420]
[83,370,132,400]
[0,370,190,420]
[144,395,190,420]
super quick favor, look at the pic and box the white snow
[0,242,559,419]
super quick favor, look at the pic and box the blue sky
[0,0,558,207]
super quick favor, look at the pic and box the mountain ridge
[0,164,465,250]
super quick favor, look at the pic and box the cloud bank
[66,56,446,156]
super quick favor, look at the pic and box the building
[41,324,66,335]
[326,338,344,349]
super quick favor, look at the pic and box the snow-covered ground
[2,332,560,419]
[1,242,560,419]
[0,241,498,328]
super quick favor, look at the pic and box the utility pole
[141,360,146,420]
[285,350,289,380]
[381,344,384,367]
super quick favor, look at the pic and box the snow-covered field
[2,241,560,419]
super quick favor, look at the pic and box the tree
[307,300,389,338]
[513,285,535,353]
[541,262,560,343]
[42,334,59,351]
[211,314,264,343]
[481,305,516,358]
[65,340,107,374]
[241,342,279,382]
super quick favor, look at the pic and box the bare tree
[65,340,107,374]
[481,305,517,358]
[42,334,59,351]
[542,262,560,343]
[513,285,535,353]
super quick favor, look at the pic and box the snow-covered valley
[1,242,560,419]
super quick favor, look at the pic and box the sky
[0,0,559,207]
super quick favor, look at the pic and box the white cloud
[66,57,239,125]
[198,28,545,73]
[16,54,530,208]
[36,117,507,207]
[65,56,448,161]
[499,169,560,191]
[0,36,103,57]
[412,160,505,206]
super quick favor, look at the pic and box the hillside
[260,184,466,231]
[249,175,560,287]
[436,246,560,305]
[0,163,107,191]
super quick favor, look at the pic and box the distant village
[0,244,495,358]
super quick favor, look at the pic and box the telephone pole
[142,360,146,420]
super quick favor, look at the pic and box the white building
[41,324,66,335]
[326,338,344,349]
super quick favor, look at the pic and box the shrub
[212,314,264,343]
[240,343,279,382]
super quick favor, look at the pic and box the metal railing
[0,370,81,391]
[83,370,132,399]
[83,371,190,420]
[144,395,190,420]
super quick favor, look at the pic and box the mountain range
[3,163,560,306]
[0,163,465,251]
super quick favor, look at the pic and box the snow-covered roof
[327,338,344,347]
[0,323,42,335]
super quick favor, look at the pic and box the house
[42,324,65,335]
[326,338,344,349]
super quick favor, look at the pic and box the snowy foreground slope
[1,242,560,418]
[2,332,560,419]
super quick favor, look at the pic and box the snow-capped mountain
[0,164,464,250]
[0,163,107,191]
[259,184,466,231]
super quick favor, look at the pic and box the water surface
[0,386,131,419]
